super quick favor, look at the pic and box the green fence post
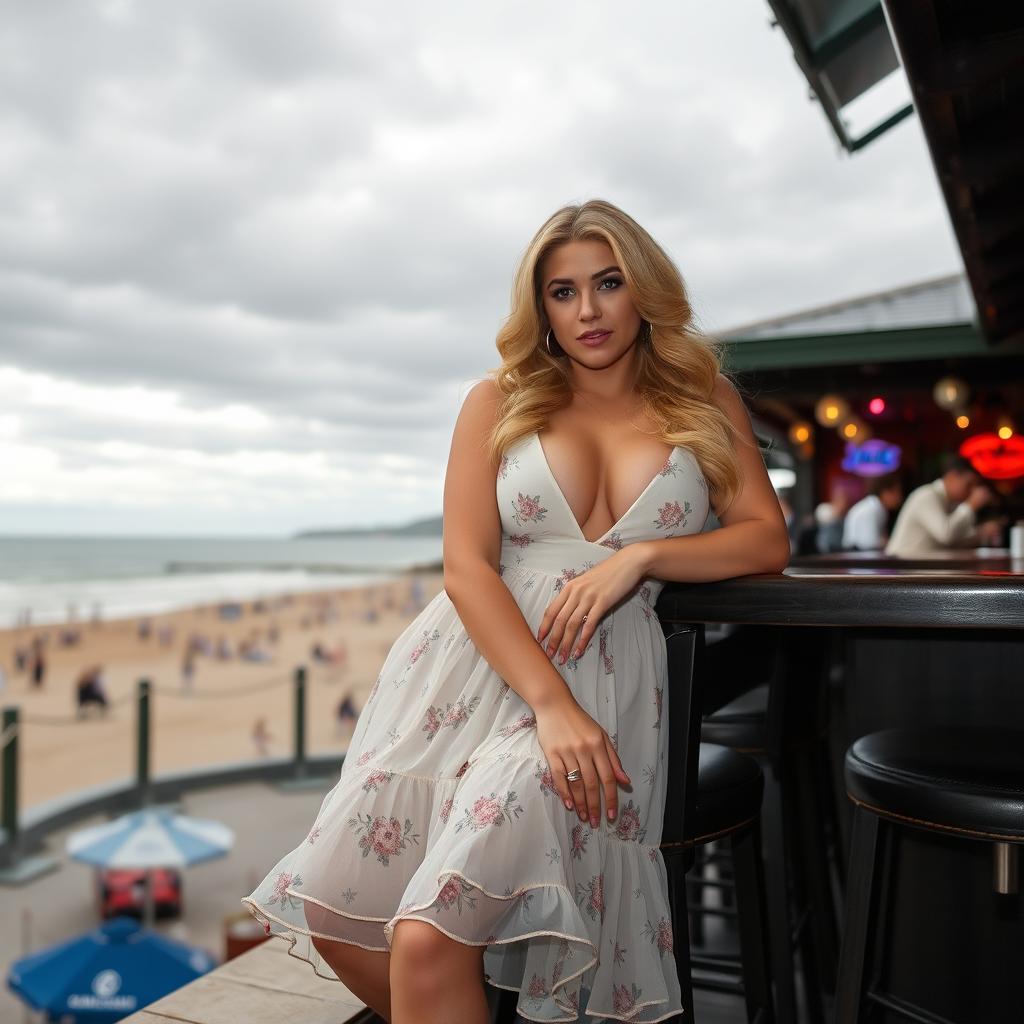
[294,666,307,779]
[1,707,18,847]
[136,679,150,806]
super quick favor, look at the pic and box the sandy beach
[0,571,445,810]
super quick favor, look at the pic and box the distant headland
[293,514,442,540]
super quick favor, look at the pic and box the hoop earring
[545,328,565,357]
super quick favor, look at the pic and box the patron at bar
[885,453,1000,556]
[841,472,903,551]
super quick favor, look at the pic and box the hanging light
[839,416,867,441]
[868,397,885,416]
[814,394,849,428]
[933,376,968,411]
[955,414,970,430]
[997,416,1015,441]
[788,421,813,445]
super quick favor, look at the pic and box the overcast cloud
[0,0,963,535]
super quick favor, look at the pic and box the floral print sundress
[242,429,710,1022]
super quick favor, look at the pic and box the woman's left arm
[629,373,791,583]
[538,375,790,664]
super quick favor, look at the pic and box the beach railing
[0,665,339,880]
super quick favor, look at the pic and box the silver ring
[565,769,582,782]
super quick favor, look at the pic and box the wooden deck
[120,938,371,1024]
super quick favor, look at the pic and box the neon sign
[840,439,901,477]
[959,433,1024,479]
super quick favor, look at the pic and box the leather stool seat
[845,727,1024,840]
[674,743,764,846]
[700,684,769,751]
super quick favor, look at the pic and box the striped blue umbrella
[67,809,234,869]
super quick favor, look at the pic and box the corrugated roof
[724,272,975,341]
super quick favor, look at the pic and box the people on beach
[252,717,272,757]
[311,639,348,670]
[239,636,271,662]
[181,648,196,693]
[58,625,82,648]
[30,636,46,689]
[76,665,110,716]
[335,693,359,735]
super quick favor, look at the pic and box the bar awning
[721,273,990,371]
[766,1,1024,346]
[764,0,914,151]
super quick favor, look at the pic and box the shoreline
[0,570,446,810]
[0,558,446,631]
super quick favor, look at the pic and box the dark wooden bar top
[656,561,1024,630]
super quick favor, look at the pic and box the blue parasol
[7,915,215,1023]
[66,808,234,869]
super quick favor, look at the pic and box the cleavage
[539,430,671,541]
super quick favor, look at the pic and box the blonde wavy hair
[486,198,742,512]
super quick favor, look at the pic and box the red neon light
[959,433,1024,479]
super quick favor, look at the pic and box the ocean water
[0,535,443,628]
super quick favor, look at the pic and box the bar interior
[646,3,1024,1021]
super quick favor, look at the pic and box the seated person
[886,454,1001,557]
[76,666,110,714]
[842,473,904,551]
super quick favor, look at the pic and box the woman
[242,199,789,1023]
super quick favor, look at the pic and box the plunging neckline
[532,430,681,546]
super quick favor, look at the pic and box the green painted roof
[719,273,997,370]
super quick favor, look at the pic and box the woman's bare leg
[310,936,393,1022]
[389,920,489,1024]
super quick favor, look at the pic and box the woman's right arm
[442,378,574,714]
[442,379,630,827]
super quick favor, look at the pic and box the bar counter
[656,561,1024,629]
[655,558,1024,1021]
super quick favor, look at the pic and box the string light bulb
[839,417,867,441]
[814,394,849,428]
[933,376,968,411]
[788,421,813,445]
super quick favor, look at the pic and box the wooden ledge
[119,938,371,1024]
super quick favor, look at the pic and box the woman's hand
[537,546,646,664]
[534,695,631,827]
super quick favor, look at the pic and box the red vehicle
[97,868,183,920]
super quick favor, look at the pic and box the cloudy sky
[0,1,964,537]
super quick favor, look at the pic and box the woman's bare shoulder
[457,376,504,428]
[711,372,751,422]
[462,375,502,408]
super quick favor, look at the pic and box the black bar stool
[836,727,1024,1023]
[661,741,776,1023]
[656,623,776,1022]
[697,625,839,1024]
